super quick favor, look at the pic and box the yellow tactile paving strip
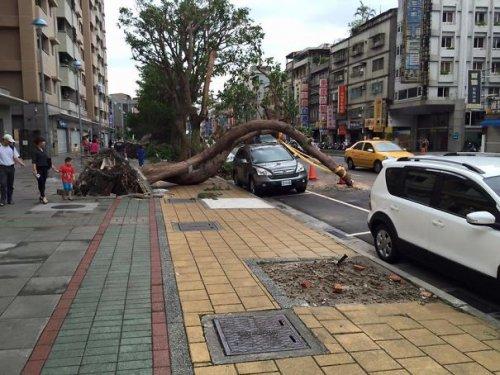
[161,181,500,375]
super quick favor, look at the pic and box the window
[351,64,365,78]
[438,87,450,97]
[474,36,485,48]
[495,12,500,26]
[250,146,293,163]
[371,33,385,48]
[442,11,454,23]
[353,142,364,150]
[402,169,437,206]
[350,86,363,99]
[440,61,453,75]
[442,36,453,48]
[492,62,500,74]
[437,175,497,218]
[473,60,484,71]
[351,42,364,56]
[363,143,374,152]
[372,57,384,72]
[494,37,500,49]
[386,168,405,196]
[475,11,487,26]
[333,71,344,83]
[372,81,384,95]
[396,45,402,56]
[485,176,500,197]
[489,87,500,96]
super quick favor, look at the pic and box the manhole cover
[174,221,220,232]
[51,204,86,210]
[214,313,307,356]
[203,309,326,364]
[168,198,197,204]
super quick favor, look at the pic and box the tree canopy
[348,0,377,33]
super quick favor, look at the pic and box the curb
[267,198,500,330]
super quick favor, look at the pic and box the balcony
[61,99,78,116]
[351,43,364,57]
[370,34,385,49]
[59,66,76,90]
[332,53,347,64]
[57,32,76,57]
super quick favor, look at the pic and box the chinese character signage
[401,0,427,83]
[467,70,482,110]
[326,105,335,129]
[338,85,347,116]
[374,97,383,120]
[300,82,309,126]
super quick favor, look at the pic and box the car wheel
[373,160,383,173]
[296,184,307,193]
[249,178,262,196]
[347,158,356,170]
[374,223,399,263]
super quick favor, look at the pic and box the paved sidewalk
[161,181,500,375]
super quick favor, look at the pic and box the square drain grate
[173,221,221,232]
[203,309,326,364]
[214,313,307,356]
[168,198,197,204]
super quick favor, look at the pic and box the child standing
[57,157,76,200]
[137,144,146,167]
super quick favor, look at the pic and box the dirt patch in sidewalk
[259,256,428,306]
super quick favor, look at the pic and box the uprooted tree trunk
[143,119,353,186]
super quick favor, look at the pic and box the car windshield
[374,142,403,152]
[485,176,500,197]
[251,146,293,164]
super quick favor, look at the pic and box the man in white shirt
[0,134,25,206]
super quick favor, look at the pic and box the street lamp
[32,17,50,156]
[72,60,83,166]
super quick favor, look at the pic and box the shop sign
[401,0,425,83]
[374,97,383,120]
[326,105,335,129]
[374,120,385,133]
[319,88,328,96]
[467,70,482,110]
[338,124,347,136]
[348,121,363,130]
[365,118,375,130]
[300,107,309,115]
[319,97,327,105]
[319,79,328,88]
[338,85,347,115]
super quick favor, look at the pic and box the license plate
[281,180,292,187]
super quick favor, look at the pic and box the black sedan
[232,144,308,196]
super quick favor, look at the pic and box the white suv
[368,155,500,280]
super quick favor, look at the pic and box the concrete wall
[0,105,13,134]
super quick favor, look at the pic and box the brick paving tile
[194,364,237,375]
[313,353,354,366]
[377,339,425,359]
[322,363,367,375]
[189,342,211,363]
[442,334,491,352]
[445,362,494,375]
[275,356,323,375]
[235,360,278,374]
[419,320,464,336]
[335,333,379,352]
[467,350,500,372]
[397,357,449,374]
[399,328,445,347]
[459,324,500,341]
[323,319,362,334]
[298,314,323,329]
[352,350,402,372]
[359,324,403,341]
[380,316,422,331]
[371,370,410,375]
[421,344,473,365]
[484,340,500,351]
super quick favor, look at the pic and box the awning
[480,119,500,127]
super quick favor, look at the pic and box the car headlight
[254,167,272,176]
[296,164,305,173]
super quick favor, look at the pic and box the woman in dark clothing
[32,137,54,204]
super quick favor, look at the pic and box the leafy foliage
[348,0,377,34]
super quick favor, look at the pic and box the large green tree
[119,0,264,158]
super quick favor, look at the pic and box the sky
[104,0,398,97]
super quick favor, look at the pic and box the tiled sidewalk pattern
[162,181,500,375]
[24,198,168,374]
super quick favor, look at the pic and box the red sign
[319,88,328,97]
[338,85,347,115]
[300,99,309,107]
[338,123,347,136]
[300,91,308,100]
[319,104,327,114]
[301,83,309,92]
[319,79,328,88]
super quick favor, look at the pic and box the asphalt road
[268,169,500,321]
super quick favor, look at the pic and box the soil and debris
[260,256,433,306]
[75,149,149,196]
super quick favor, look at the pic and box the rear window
[485,176,500,197]
[385,168,405,196]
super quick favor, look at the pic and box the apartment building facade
[329,9,398,144]
[0,0,108,156]
[390,0,500,152]
[109,93,137,140]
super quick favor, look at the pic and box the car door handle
[390,205,399,212]
[432,219,445,228]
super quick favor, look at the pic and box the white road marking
[305,190,370,213]
[346,231,372,237]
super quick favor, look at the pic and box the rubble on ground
[75,149,150,196]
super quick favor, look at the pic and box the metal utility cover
[30,203,98,212]
[214,313,307,356]
[168,198,197,204]
[174,221,220,232]
[51,204,86,210]
[203,309,326,364]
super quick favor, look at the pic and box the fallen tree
[143,120,353,186]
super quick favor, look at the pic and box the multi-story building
[286,45,331,127]
[247,66,270,120]
[0,0,108,156]
[109,93,137,140]
[328,9,398,144]
[390,0,500,152]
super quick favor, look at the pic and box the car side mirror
[240,158,248,164]
[367,148,374,153]
[466,211,496,226]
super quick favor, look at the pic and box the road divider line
[305,190,370,213]
[346,231,372,237]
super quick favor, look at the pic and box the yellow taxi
[344,140,414,173]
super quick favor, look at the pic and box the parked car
[232,144,308,196]
[345,140,413,173]
[368,155,500,280]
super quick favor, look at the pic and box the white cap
[2,134,15,143]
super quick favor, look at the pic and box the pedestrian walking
[56,157,76,200]
[32,137,56,204]
[90,136,100,155]
[82,136,90,156]
[0,134,25,206]
[137,144,146,167]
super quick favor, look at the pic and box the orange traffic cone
[308,164,318,181]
